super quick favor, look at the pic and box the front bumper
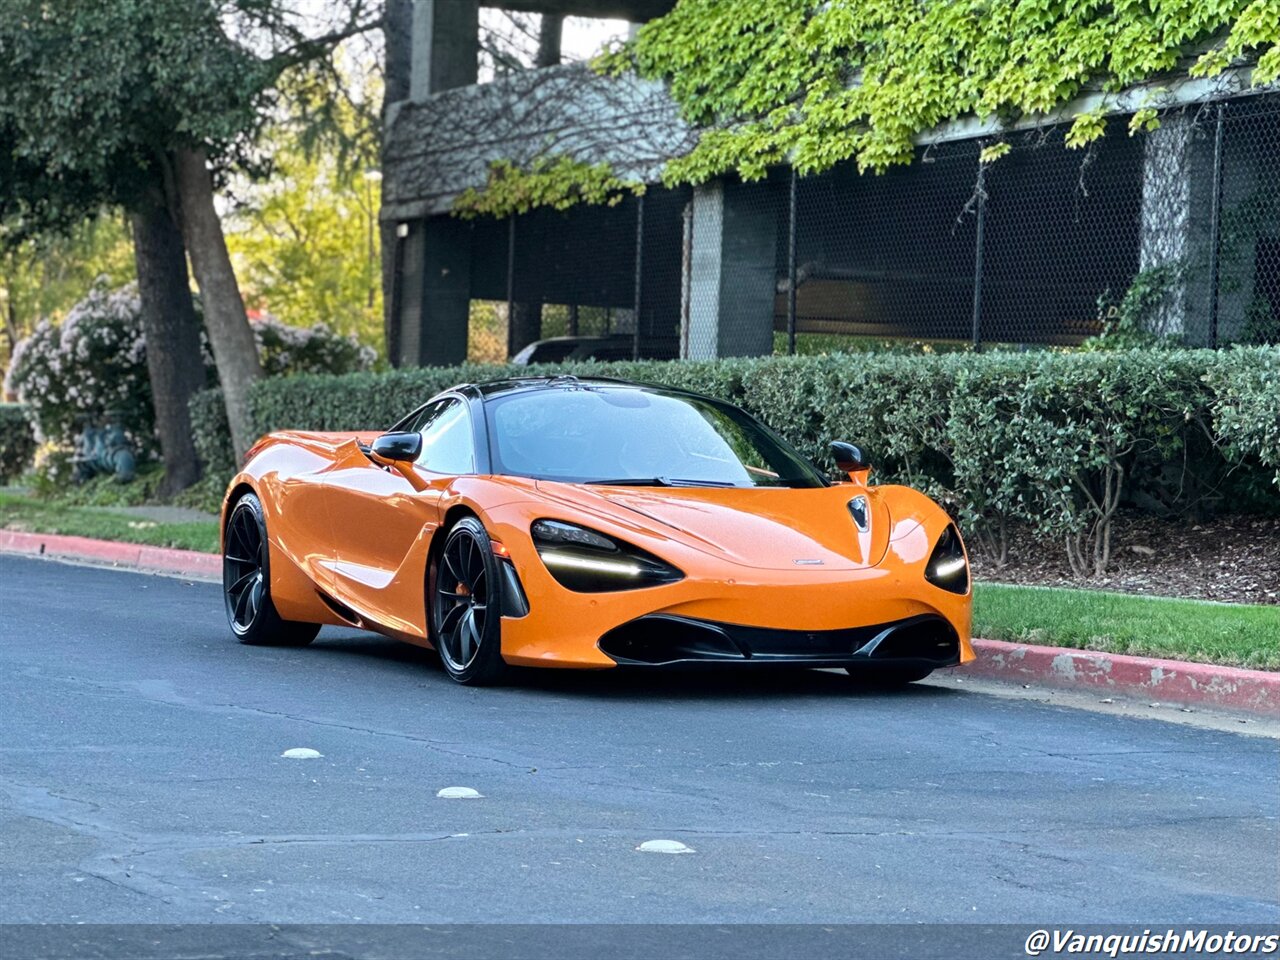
[483,500,972,670]
[598,612,961,668]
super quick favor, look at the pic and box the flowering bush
[4,283,157,454]
[254,316,378,377]
[3,281,377,457]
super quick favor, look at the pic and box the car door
[327,399,476,634]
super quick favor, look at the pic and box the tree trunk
[131,198,205,497]
[173,145,262,461]
[2,285,18,400]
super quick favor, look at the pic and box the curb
[0,529,221,580]
[964,638,1279,718]
[2,530,1275,718]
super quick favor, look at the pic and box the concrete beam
[383,64,694,222]
[494,0,674,21]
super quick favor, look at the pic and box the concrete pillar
[391,1,478,367]
[379,0,413,360]
[410,0,478,100]
[1146,106,1271,346]
[536,14,563,68]
[397,217,471,367]
[684,181,777,359]
[1138,111,1216,343]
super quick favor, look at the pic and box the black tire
[430,516,508,686]
[223,492,320,647]
[844,665,934,687]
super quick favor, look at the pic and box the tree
[131,190,208,494]
[0,216,136,372]
[226,69,384,349]
[0,0,381,467]
[1,101,208,494]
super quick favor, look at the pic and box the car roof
[449,375,708,404]
[391,375,727,437]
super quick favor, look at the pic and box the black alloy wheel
[432,516,508,685]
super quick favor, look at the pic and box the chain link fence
[413,92,1279,363]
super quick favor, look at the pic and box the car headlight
[532,519,683,592]
[925,524,969,594]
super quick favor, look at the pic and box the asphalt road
[1,555,1277,957]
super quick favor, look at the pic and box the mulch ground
[970,512,1280,606]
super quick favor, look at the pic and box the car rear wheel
[431,516,508,686]
[224,492,319,647]
[844,665,934,687]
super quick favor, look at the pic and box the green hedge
[0,404,37,483]
[1207,346,1280,487]
[189,347,1280,575]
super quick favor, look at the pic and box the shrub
[738,352,959,494]
[947,351,1214,576]
[189,388,238,483]
[1208,346,1280,487]
[188,347,1279,576]
[3,282,379,459]
[0,403,37,482]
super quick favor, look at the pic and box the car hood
[532,481,891,571]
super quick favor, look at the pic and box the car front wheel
[431,516,508,686]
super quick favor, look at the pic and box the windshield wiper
[584,477,738,488]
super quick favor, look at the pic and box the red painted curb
[964,638,1279,717]
[0,529,221,579]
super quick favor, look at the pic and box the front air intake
[599,617,747,665]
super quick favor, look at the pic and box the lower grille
[598,613,959,667]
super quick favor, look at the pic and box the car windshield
[485,385,827,488]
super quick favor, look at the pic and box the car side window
[404,400,447,435]
[417,399,474,475]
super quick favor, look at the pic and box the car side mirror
[830,441,871,480]
[371,431,422,463]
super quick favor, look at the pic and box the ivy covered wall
[431,0,1278,217]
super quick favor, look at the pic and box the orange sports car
[221,376,973,685]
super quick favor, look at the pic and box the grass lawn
[0,492,219,554]
[974,582,1279,671]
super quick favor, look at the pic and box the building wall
[382,59,1277,361]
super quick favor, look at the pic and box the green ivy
[453,157,645,220]
[602,0,1278,186]
[457,3,1275,214]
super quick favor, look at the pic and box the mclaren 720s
[221,376,973,685]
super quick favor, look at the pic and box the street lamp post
[363,169,383,311]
